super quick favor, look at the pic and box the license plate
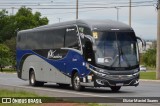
[116,83,123,86]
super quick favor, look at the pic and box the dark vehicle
[17,20,144,92]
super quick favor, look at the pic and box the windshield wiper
[119,47,131,67]
[110,45,131,67]
[110,54,119,67]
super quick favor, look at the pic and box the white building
[138,41,153,53]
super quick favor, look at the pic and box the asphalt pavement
[0,72,160,106]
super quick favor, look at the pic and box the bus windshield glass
[94,31,138,68]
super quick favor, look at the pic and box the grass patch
[140,71,156,80]
[0,89,105,106]
[0,89,39,106]
[88,103,101,106]
[0,89,38,97]
[0,68,16,73]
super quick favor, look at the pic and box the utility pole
[58,18,61,23]
[129,0,131,26]
[11,7,14,15]
[76,0,78,19]
[156,0,160,80]
[115,7,120,21]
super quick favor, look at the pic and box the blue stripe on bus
[16,49,91,78]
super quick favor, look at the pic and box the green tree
[0,15,16,43]
[15,7,48,31]
[4,37,16,67]
[142,48,156,67]
[0,7,49,67]
[0,7,49,43]
[0,44,10,71]
[0,10,9,42]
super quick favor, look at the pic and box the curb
[0,72,16,74]
[140,79,160,82]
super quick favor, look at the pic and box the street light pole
[129,0,131,26]
[115,7,119,21]
[11,7,14,15]
[76,0,78,19]
[58,18,61,23]
[156,0,160,79]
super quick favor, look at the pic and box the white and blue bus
[17,20,144,92]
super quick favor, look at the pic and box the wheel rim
[31,73,35,84]
[74,76,80,89]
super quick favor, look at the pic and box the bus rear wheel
[29,70,44,86]
[110,86,121,92]
[72,72,84,91]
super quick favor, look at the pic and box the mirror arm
[136,36,146,50]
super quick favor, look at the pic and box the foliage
[1,68,15,72]
[15,7,49,31]
[0,7,49,43]
[4,37,16,67]
[0,7,49,67]
[0,44,11,71]
[141,48,156,67]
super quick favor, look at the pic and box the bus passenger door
[64,26,83,79]
[54,50,68,84]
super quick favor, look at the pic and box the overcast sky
[0,0,158,40]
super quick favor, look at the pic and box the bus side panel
[63,50,90,78]
[21,55,44,81]
[17,49,92,85]
[21,54,71,84]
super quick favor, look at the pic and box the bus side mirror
[136,36,146,51]
[78,33,95,44]
[78,33,85,39]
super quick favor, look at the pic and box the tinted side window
[44,28,65,49]
[20,28,65,50]
[33,28,65,49]
[65,27,79,49]
[17,34,22,49]
[53,28,65,49]
[20,33,28,49]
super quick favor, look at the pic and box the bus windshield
[94,31,138,68]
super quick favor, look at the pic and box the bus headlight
[96,72,106,77]
[86,63,107,76]
[133,72,139,76]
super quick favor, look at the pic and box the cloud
[2,0,157,40]
[132,22,157,40]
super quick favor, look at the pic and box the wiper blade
[110,55,119,67]
[119,47,131,67]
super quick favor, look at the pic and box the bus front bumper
[94,74,139,87]
[80,73,139,87]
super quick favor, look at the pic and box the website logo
[2,98,11,103]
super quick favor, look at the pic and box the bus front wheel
[29,70,44,86]
[72,72,84,91]
[110,86,121,92]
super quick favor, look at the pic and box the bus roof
[19,19,133,33]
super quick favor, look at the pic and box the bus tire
[110,86,121,92]
[72,72,84,91]
[29,70,44,86]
